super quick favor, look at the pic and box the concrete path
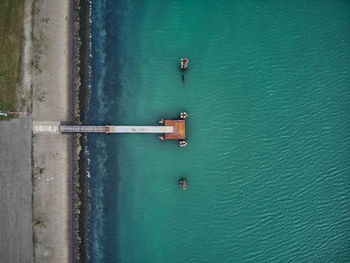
[59,125,174,133]
[0,118,33,263]
[34,123,175,134]
[108,126,174,133]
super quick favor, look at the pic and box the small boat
[179,112,188,119]
[179,178,187,190]
[179,140,187,147]
[180,58,189,70]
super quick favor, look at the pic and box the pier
[59,125,174,134]
[33,113,188,146]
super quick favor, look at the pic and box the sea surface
[85,1,350,262]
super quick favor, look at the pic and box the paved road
[0,118,33,263]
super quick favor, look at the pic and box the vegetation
[0,0,25,112]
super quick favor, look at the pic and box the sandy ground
[0,118,33,263]
[30,0,73,262]
[18,0,34,113]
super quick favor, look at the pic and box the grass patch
[0,0,25,112]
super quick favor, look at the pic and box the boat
[179,140,187,147]
[179,178,187,190]
[180,58,189,70]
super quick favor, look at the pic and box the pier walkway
[33,122,175,134]
[59,125,174,133]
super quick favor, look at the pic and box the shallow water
[86,1,350,262]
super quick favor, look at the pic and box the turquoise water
[87,1,350,262]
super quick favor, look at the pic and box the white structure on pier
[32,121,60,134]
[107,126,174,133]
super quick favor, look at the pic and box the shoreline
[71,0,81,260]
[72,0,91,261]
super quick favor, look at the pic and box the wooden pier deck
[164,120,185,140]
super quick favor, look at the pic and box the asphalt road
[0,117,33,263]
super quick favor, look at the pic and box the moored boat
[179,178,187,190]
[180,58,189,70]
